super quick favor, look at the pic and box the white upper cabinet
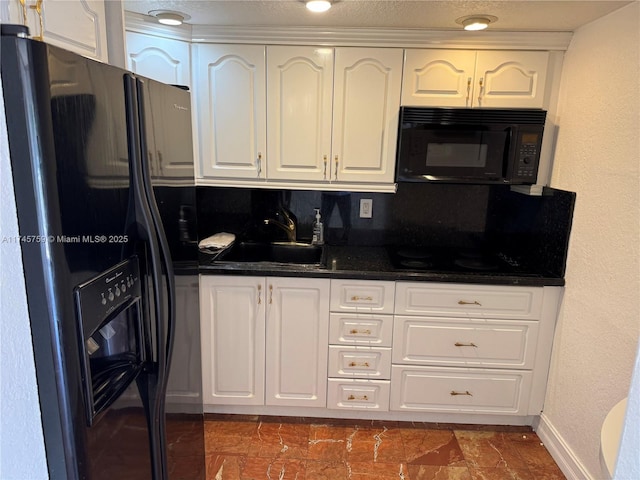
[6,0,109,62]
[266,46,402,185]
[332,48,403,184]
[194,44,402,190]
[266,45,334,182]
[474,51,549,108]
[194,44,267,180]
[402,50,476,108]
[402,49,549,108]
[126,32,191,87]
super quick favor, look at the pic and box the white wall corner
[0,77,48,479]
[535,413,593,480]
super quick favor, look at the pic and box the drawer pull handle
[348,361,370,367]
[454,342,478,348]
[257,284,262,305]
[450,390,473,396]
[458,300,482,306]
[349,329,372,335]
[347,394,369,401]
[351,295,373,301]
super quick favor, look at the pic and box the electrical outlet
[359,199,373,218]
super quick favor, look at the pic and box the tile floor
[204,414,566,480]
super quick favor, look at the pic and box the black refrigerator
[1,25,205,479]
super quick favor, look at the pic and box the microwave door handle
[504,127,514,177]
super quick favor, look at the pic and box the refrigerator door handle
[135,77,176,378]
[135,77,177,480]
[123,73,167,480]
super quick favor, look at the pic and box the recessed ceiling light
[455,15,498,31]
[148,10,191,26]
[306,1,332,13]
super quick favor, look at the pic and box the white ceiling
[123,0,633,31]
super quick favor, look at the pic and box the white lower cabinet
[390,282,560,417]
[327,379,391,411]
[200,276,265,405]
[328,345,392,379]
[265,277,330,407]
[326,280,394,411]
[392,316,539,369]
[390,366,532,414]
[200,275,329,408]
[201,275,561,422]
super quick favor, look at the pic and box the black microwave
[395,107,547,185]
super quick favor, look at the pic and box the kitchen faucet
[264,207,297,243]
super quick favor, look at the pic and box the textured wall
[0,82,48,477]
[544,2,640,478]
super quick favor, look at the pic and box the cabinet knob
[450,390,473,396]
[349,329,372,335]
[29,0,44,41]
[458,300,481,306]
[347,394,369,401]
[18,0,28,26]
[348,361,370,368]
[351,295,373,302]
[477,77,484,106]
[454,342,478,348]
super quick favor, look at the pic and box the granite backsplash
[197,183,575,278]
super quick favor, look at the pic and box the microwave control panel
[513,131,542,182]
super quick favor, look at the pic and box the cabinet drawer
[393,316,539,369]
[327,379,390,411]
[330,280,395,313]
[329,313,393,346]
[390,366,532,415]
[328,346,391,379]
[395,282,543,319]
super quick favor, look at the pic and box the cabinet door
[126,32,191,87]
[330,279,396,314]
[474,51,549,108]
[390,365,532,415]
[332,48,402,184]
[401,49,476,107]
[194,44,267,180]
[392,316,539,369]
[7,0,109,62]
[265,277,330,407]
[200,276,265,406]
[266,46,334,182]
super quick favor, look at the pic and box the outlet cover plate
[359,199,373,218]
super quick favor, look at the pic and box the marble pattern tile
[203,415,566,480]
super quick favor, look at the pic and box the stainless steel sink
[220,241,325,266]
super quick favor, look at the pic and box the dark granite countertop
[199,245,565,287]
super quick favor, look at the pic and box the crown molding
[125,11,193,41]
[125,11,573,50]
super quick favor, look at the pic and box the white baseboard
[534,413,594,480]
